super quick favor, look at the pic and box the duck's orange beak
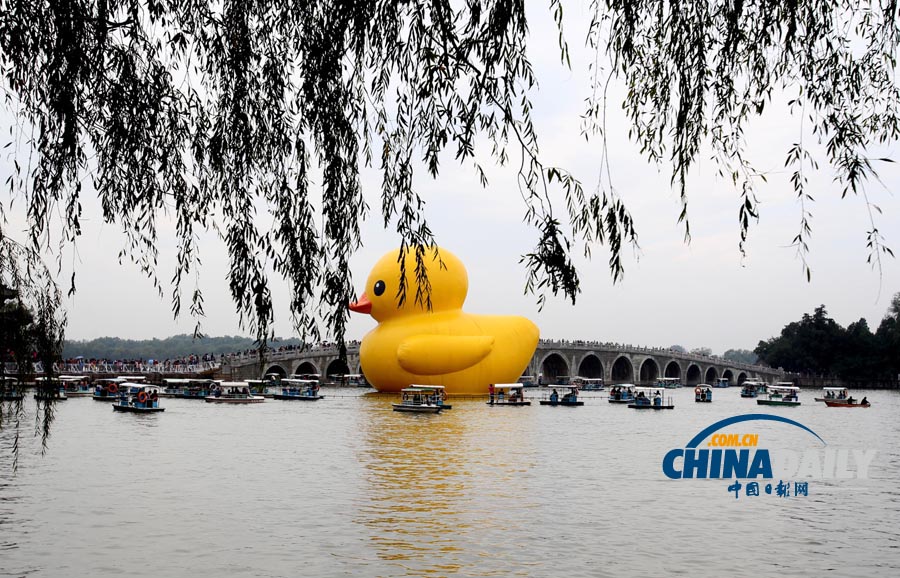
[349,292,372,314]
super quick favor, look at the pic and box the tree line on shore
[754,293,900,380]
[61,335,303,363]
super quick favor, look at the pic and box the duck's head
[349,247,468,322]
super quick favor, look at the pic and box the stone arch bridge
[221,340,783,386]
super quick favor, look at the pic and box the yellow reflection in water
[355,394,539,576]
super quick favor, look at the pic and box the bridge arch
[292,361,320,376]
[722,369,734,385]
[540,353,570,385]
[639,358,659,384]
[326,358,350,379]
[737,372,748,385]
[685,364,702,386]
[611,355,634,384]
[664,360,681,379]
[577,354,604,379]
[264,364,287,378]
[704,366,719,384]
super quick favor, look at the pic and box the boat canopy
[117,375,147,381]
[769,385,800,391]
[492,383,524,389]
[401,386,438,393]
[409,384,445,390]
[219,381,251,387]
[823,387,848,391]
[95,377,129,383]
[58,375,89,381]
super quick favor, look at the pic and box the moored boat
[607,384,636,404]
[1,376,24,401]
[628,387,674,409]
[487,383,531,406]
[740,380,763,398]
[160,378,219,399]
[517,375,537,388]
[572,376,605,391]
[205,382,265,404]
[392,386,443,413]
[713,377,729,388]
[272,378,324,400]
[112,383,165,413]
[757,384,801,407]
[657,377,681,389]
[694,384,713,402]
[93,377,126,401]
[60,375,93,397]
[34,377,67,401]
[540,385,584,406]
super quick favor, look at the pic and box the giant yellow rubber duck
[349,247,540,395]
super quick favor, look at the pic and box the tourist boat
[34,377,68,401]
[0,376,23,401]
[244,378,275,397]
[694,384,713,402]
[205,382,265,404]
[815,387,850,403]
[272,378,324,400]
[487,383,531,406]
[93,377,126,401]
[540,385,584,406]
[572,376,605,391]
[517,375,537,388]
[112,383,165,413]
[740,380,763,398]
[607,384,636,404]
[657,377,681,389]
[161,378,219,399]
[757,384,800,407]
[824,397,870,408]
[60,375,92,397]
[713,377,729,388]
[628,387,674,409]
[392,386,443,413]
[408,384,451,409]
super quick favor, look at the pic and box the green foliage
[755,297,900,380]
[722,349,759,365]
[61,334,302,361]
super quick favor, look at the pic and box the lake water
[1,388,898,577]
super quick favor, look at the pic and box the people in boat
[550,389,559,402]
[489,383,495,404]
[861,396,868,405]
[848,396,855,404]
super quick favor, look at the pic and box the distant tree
[669,345,687,354]
[875,292,900,378]
[1,0,897,354]
[690,347,713,357]
[62,334,304,361]
[722,349,758,365]
[756,300,899,380]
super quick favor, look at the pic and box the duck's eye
[373,280,386,297]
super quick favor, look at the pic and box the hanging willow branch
[0,0,896,351]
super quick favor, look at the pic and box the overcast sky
[3,1,899,353]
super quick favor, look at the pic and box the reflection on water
[1,389,899,577]
[356,394,542,576]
